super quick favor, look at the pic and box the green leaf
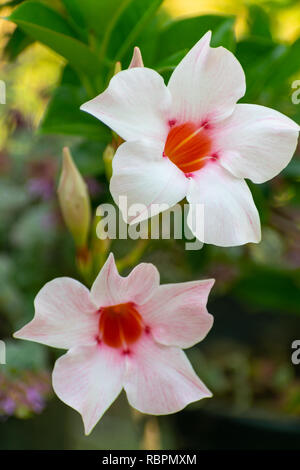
[61,0,131,37]
[60,0,86,30]
[4,27,33,61]
[282,159,300,178]
[71,140,106,176]
[0,0,25,9]
[210,16,236,50]
[155,14,236,63]
[9,1,102,77]
[40,66,111,141]
[155,49,188,73]
[232,266,300,315]
[265,37,300,88]
[237,35,300,103]
[10,1,76,36]
[107,0,163,61]
[247,4,272,39]
[247,181,270,226]
[235,38,286,102]
[129,13,164,67]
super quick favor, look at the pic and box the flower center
[99,302,143,348]
[164,122,212,174]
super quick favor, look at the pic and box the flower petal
[14,278,98,349]
[213,104,300,183]
[110,140,188,225]
[168,31,245,124]
[91,253,160,307]
[124,335,211,415]
[80,68,171,142]
[52,344,125,435]
[187,163,261,246]
[139,280,214,348]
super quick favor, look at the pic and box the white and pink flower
[81,31,299,247]
[14,253,214,434]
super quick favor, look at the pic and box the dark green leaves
[248,4,272,39]
[236,38,286,102]
[232,266,300,315]
[9,2,102,77]
[155,14,236,65]
[61,0,131,38]
[107,0,163,62]
[4,27,33,61]
[266,37,300,88]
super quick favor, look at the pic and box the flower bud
[114,61,122,75]
[129,47,144,68]
[57,147,91,248]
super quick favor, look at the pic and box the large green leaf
[9,1,102,77]
[10,1,76,37]
[155,14,236,63]
[40,66,111,141]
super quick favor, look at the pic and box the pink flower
[14,254,214,434]
[81,31,299,247]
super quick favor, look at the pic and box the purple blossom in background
[26,387,45,413]
[0,371,52,419]
[0,397,16,416]
[27,159,57,201]
[85,176,104,197]
[27,177,54,201]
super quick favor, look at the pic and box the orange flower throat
[99,302,143,349]
[164,122,212,174]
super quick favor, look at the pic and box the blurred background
[0,0,300,450]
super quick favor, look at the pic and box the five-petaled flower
[14,253,214,435]
[81,31,299,247]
